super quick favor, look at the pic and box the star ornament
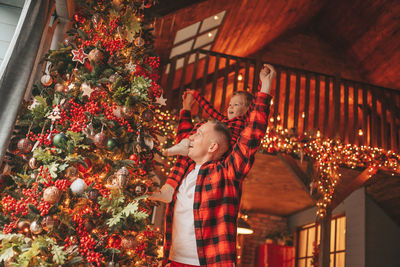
[156,95,167,106]
[72,48,88,64]
[48,106,61,121]
[81,82,94,98]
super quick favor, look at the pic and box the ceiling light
[237,218,253,235]
[214,15,219,20]
[237,73,243,81]
[208,32,213,37]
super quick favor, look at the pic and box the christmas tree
[0,0,168,265]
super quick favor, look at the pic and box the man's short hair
[209,120,231,158]
[232,91,254,107]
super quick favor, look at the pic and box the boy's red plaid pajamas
[162,92,272,266]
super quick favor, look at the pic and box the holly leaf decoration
[0,247,14,262]
[51,244,67,264]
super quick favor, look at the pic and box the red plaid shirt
[193,91,255,146]
[163,92,272,266]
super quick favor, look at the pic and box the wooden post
[220,57,230,112]
[293,71,301,134]
[318,208,332,267]
[332,75,341,139]
[273,68,281,128]
[283,69,291,129]
[352,85,359,145]
[323,76,330,137]
[314,75,320,130]
[304,73,311,132]
[343,82,349,143]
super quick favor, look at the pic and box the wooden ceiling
[154,0,400,90]
[242,153,314,216]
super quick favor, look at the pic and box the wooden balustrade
[160,49,400,152]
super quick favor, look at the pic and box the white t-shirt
[169,165,202,266]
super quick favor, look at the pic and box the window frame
[295,214,345,267]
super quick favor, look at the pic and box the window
[330,216,346,267]
[0,0,25,67]
[297,222,321,267]
[296,215,345,267]
[165,10,226,73]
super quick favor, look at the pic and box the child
[150,64,273,203]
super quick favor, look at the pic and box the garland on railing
[260,119,399,217]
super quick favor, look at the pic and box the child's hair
[232,91,254,107]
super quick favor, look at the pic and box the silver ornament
[30,221,43,234]
[70,178,87,194]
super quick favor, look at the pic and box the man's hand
[259,64,276,94]
[182,89,195,111]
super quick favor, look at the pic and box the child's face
[227,95,248,120]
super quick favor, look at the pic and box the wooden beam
[318,208,332,267]
[277,153,315,201]
[331,167,377,210]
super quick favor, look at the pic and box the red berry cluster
[22,187,40,205]
[80,18,125,55]
[145,57,160,71]
[73,13,86,24]
[54,179,70,191]
[104,103,134,133]
[65,101,89,132]
[1,195,29,233]
[26,128,57,147]
[38,201,51,216]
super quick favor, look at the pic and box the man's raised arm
[224,64,276,180]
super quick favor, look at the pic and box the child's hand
[182,89,195,110]
[259,64,276,94]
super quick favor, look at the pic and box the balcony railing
[160,49,400,152]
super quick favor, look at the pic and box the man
[162,64,276,267]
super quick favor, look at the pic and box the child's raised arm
[189,89,226,121]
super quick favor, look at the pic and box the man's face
[188,122,216,163]
[227,94,248,120]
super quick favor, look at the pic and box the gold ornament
[123,105,135,117]
[122,235,138,250]
[41,215,57,231]
[88,48,104,64]
[17,220,30,233]
[17,138,33,153]
[43,186,62,204]
[65,166,78,181]
[134,37,145,47]
[28,157,39,169]
[40,74,53,87]
[54,83,66,93]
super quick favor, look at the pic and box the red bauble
[129,154,138,162]
[17,138,33,153]
[77,158,92,173]
[108,234,122,249]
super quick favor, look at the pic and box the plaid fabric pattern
[163,92,272,266]
[165,91,255,189]
[193,91,254,146]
